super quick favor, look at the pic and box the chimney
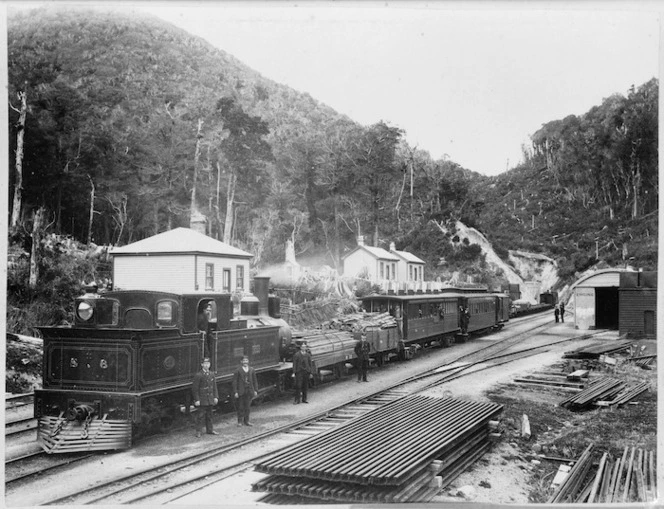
[389,242,396,252]
[189,210,207,235]
[357,235,365,246]
[253,276,270,316]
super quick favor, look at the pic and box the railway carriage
[360,290,510,357]
[35,282,289,453]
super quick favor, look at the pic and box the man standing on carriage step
[355,334,371,382]
[232,356,258,426]
[191,357,219,437]
[292,343,313,404]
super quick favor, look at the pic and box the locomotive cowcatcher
[35,278,290,453]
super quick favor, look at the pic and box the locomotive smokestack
[253,276,270,316]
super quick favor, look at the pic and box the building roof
[391,248,425,264]
[570,268,635,290]
[343,244,400,262]
[110,227,253,258]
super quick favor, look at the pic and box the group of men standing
[191,334,373,437]
[554,302,566,323]
[191,355,259,437]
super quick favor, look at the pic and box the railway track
[39,318,590,505]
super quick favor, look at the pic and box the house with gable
[389,242,425,284]
[110,227,253,293]
[342,236,400,284]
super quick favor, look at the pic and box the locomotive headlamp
[77,301,94,321]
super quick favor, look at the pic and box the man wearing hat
[191,357,219,437]
[292,343,313,404]
[232,356,259,426]
[354,334,371,382]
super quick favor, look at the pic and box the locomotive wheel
[333,363,344,379]
[375,354,385,367]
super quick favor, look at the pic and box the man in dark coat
[354,334,371,382]
[232,356,259,426]
[560,302,565,323]
[554,306,560,323]
[292,343,313,404]
[191,357,219,437]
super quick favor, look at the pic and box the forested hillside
[7,6,658,293]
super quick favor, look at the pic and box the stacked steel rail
[559,377,650,410]
[626,354,657,369]
[563,340,632,359]
[559,378,624,410]
[253,395,502,503]
[549,445,656,503]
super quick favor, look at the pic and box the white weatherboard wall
[113,255,193,292]
[114,255,251,293]
[574,287,596,330]
[195,255,250,293]
[571,270,623,331]
[344,250,379,279]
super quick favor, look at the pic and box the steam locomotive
[34,277,290,453]
[34,277,512,454]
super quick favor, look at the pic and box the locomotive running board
[38,415,132,453]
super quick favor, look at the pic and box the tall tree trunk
[29,207,44,289]
[632,162,641,219]
[223,170,236,243]
[334,199,341,270]
[190,119,204,221]
[215,161,222,240]
[11,88,28,230]
[86,175,95,247]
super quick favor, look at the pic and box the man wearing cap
[232,356,259,426]
[354,334,371,382]
[292,343,313,404]
[191,357,219,437]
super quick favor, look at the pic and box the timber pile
[548,444,657,503]
[559,377,649,410]
[625,354,657,369]
[563,340,632,359]
[282,298,360,330]
[321,311,397,333]
[253,395,502,504]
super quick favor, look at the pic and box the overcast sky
[13,1,663,176]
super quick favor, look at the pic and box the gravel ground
[5,318,613,507]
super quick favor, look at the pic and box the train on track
[34,277,521,454]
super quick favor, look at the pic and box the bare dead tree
[29,207,44,288]
[223,169,237,244]
[10,86,28,230]
[190,119,204,222]
[87,175,96,246]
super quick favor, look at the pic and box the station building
[570,268,657,338]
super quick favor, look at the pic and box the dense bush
[6,238,111,334]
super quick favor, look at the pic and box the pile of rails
[548,444,657,503]
[563,340,632,359]
[559,377,650,410]
[321,311,397,333]
[253,395,502,504]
